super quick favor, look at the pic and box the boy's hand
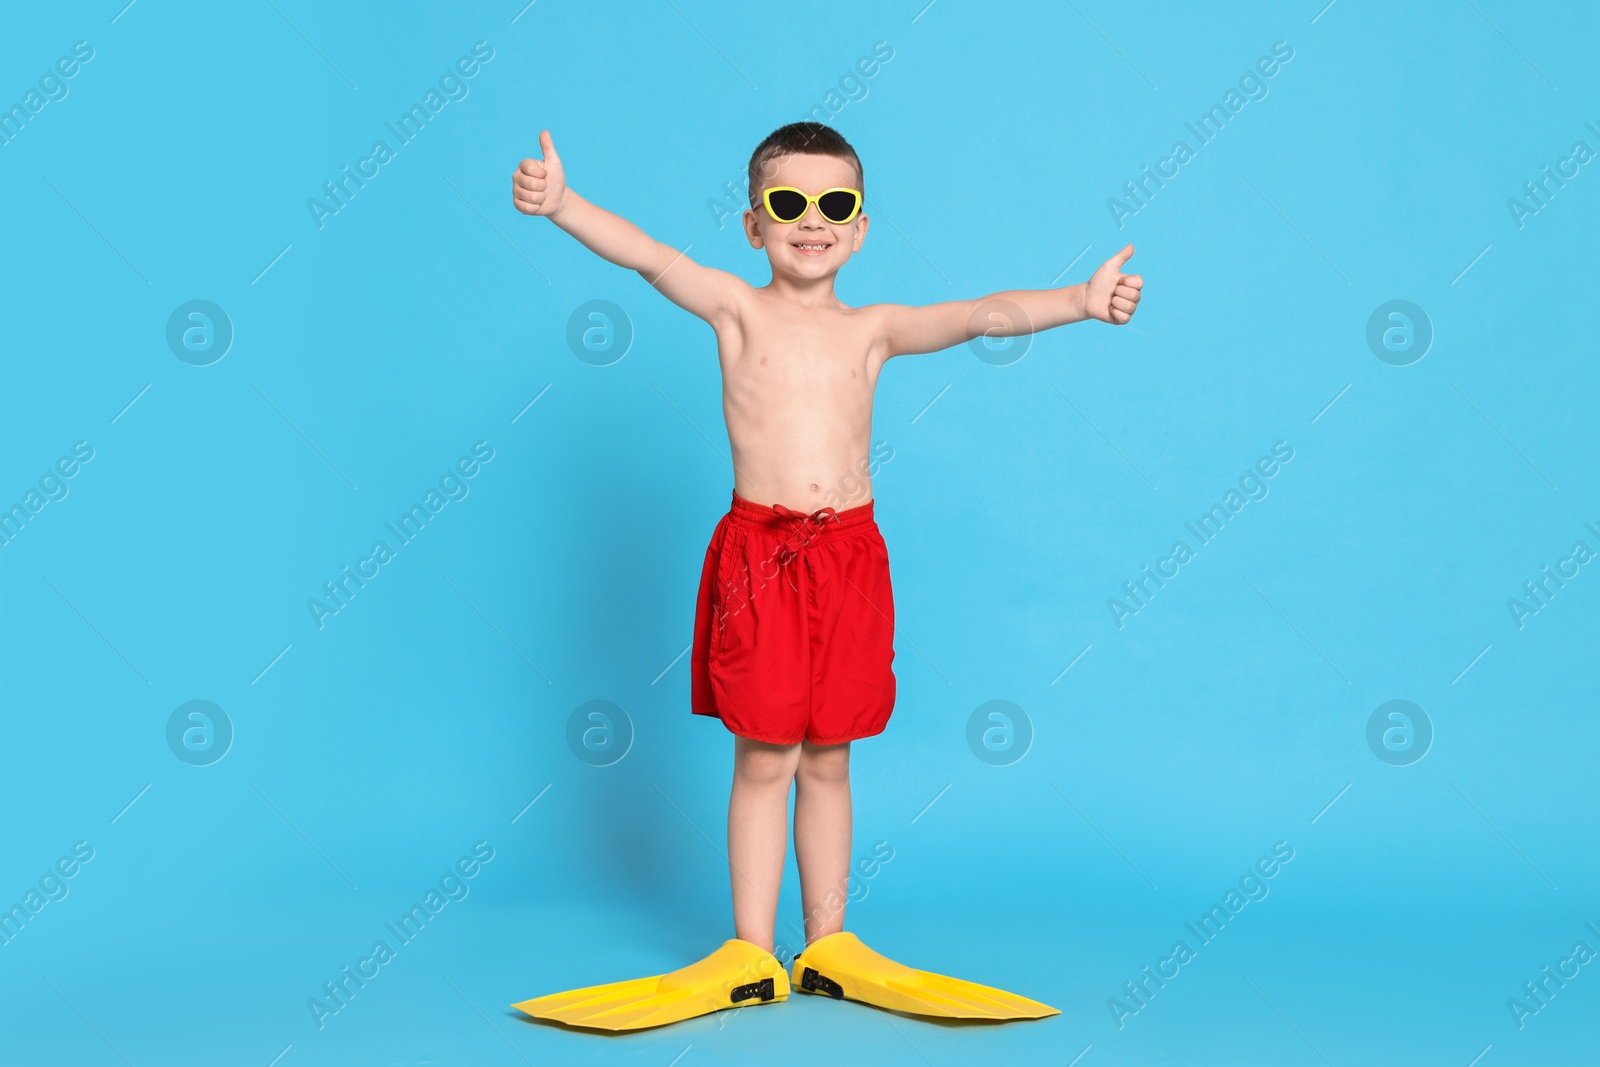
[1082,244,1143,325]
[512,130,568,218]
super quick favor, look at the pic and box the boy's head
[743,122,869,275]
[746,122,863,205]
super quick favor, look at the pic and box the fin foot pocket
[788,931,1059,1020]
[513,938,789,1031]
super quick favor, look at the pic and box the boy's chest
[724,309,880,381]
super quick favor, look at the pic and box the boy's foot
[513,938,788,1031]
[790,931,1058,1020]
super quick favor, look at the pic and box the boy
[511,122,1142,1030]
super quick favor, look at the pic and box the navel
[809,482,820,492]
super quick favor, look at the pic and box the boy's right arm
[512,131,748,331]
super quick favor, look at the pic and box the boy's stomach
[726,431,876,514]
[720,367,880,513]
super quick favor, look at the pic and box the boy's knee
[735,740,801,786]
[796,743,850,785]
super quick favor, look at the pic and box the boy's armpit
[640,251,753,332]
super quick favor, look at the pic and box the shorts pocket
[842,528,895,669]
[709,526,747,658]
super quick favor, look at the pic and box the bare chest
[718,307,882,398]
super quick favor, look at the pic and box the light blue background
[3,1,1597,1064]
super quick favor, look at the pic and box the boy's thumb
[539,129,560,164]
[1111,242,1135,268]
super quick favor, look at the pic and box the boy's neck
[763,269,842,309]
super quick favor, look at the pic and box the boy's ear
[743,207,765,249]
[850,214,869,253]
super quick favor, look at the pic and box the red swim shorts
[691,489,896,745]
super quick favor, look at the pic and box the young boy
[511,122,1142,1030]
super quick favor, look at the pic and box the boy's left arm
[874,244,1143,358]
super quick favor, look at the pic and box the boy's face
[743,152,868,278]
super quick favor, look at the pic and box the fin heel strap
[730,977,776,1003]
[799,967,844,999]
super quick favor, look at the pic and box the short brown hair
[747,122,863,207]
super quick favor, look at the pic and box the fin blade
[910,970,1060,1018]
[554,990,714,1030]
[513,975,668,1028]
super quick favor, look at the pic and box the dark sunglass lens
[767,189,807,221]
[818,190,858,222]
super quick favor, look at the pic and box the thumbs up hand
[512,129,568,217]
[1083,244,1143,325]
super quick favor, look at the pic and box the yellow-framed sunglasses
[760,186,863,225]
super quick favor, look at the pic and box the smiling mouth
[791,241,832,256]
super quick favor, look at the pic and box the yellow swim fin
[790,931,1058,1020]
[512,938,788,1031]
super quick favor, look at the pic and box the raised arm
[875,244,1143,358]
[512,131,749,329]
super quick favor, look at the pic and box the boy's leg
[729,735,802,951]
[793,739,852,944]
